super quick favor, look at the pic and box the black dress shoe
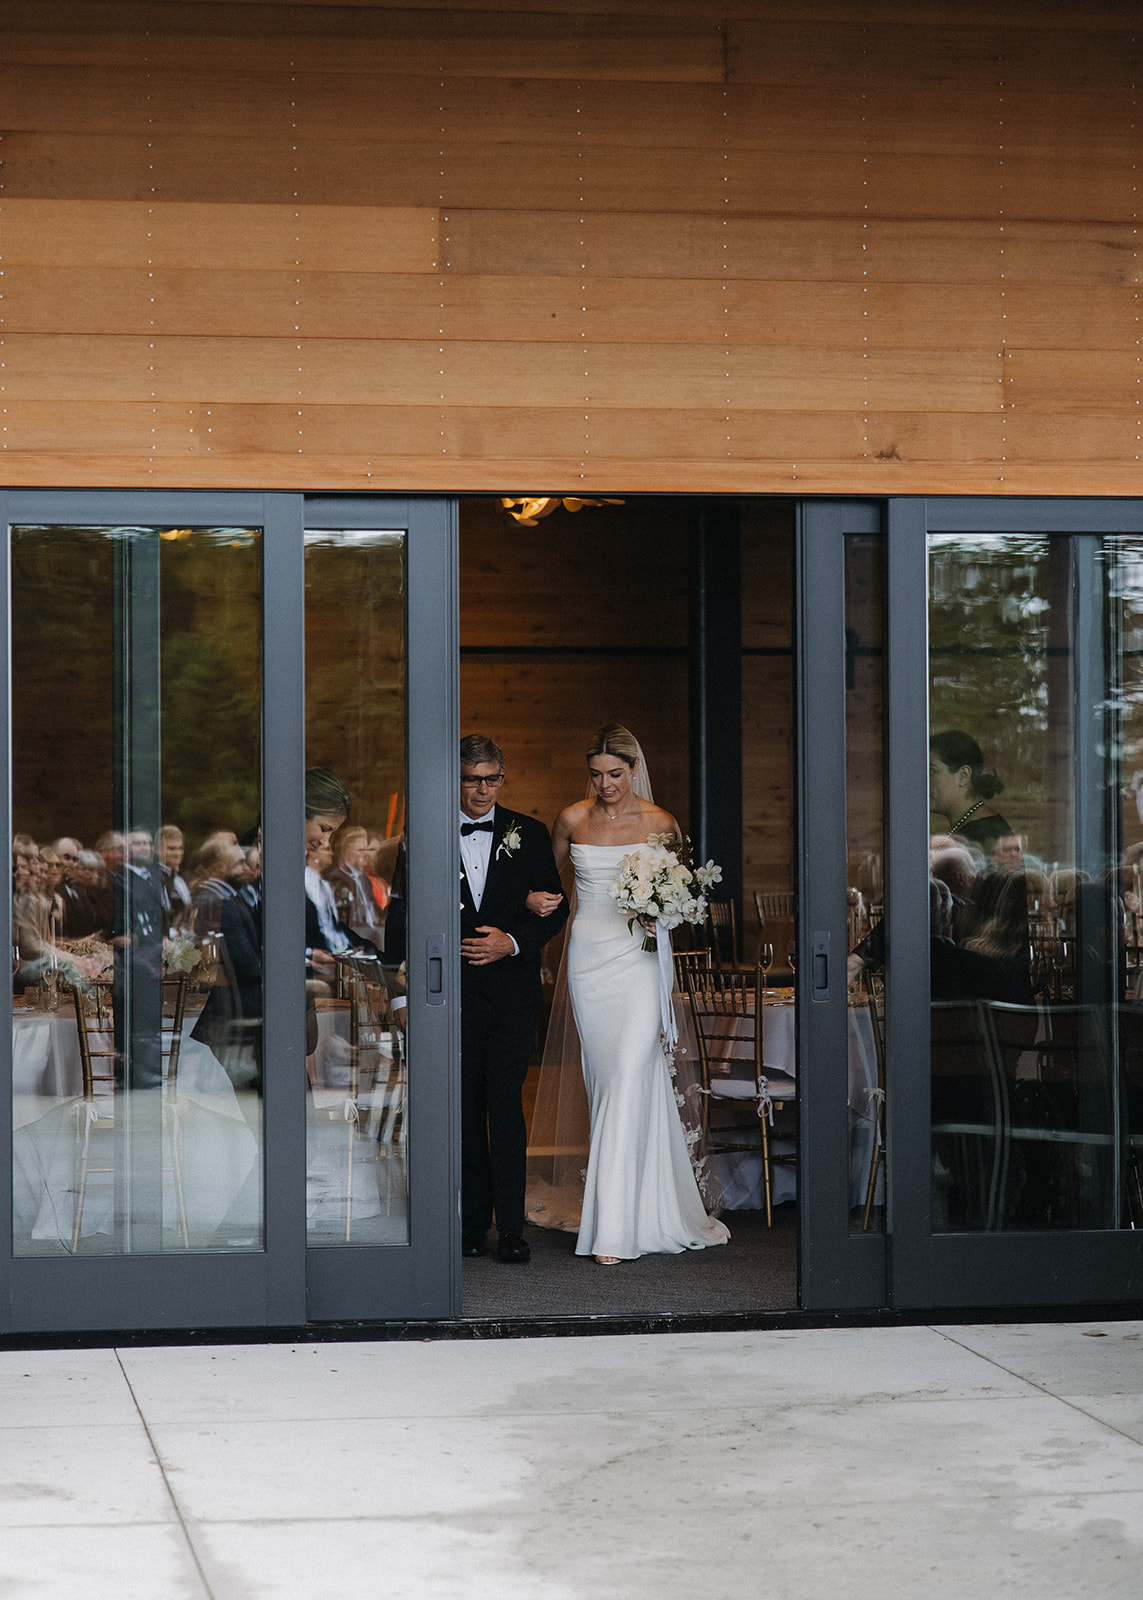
[461,1228,488,1258]
[497,1231,531,1264]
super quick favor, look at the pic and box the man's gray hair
[460,734,503,769]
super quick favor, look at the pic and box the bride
[535,724,730,1265]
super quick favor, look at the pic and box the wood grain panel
[6,1,1138,27]
[7,67,1134,167]
[0,334,1006,412]
[0,11,724,81]
[441,210,1140,286]
[0,200,438,272]
[728,17,1141,93]
[14,125,1133,224]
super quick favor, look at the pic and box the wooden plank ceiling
[0,0,1139,493]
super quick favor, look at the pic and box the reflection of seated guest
[326,825,384,946]
[188,839,245,936]
[191,878,263,1087]
[155,824,192,932]
[363,831,390,913]
[51,836,104,938]
[961,869,1034,1006]
[929,729,1013,853]
[848,878,1031,1006]
[306,834,356,962]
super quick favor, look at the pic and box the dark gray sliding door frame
[797,499,887,1310]
[1,490,460,1335]
[301,496,461,1324]
[889,497,1143,1310]
[1,489,307,1333]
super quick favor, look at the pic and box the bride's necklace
[602,797,636,821]
[951,799,985,831]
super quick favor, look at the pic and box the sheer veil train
[524,738,723,1230]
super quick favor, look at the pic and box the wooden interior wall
[460,495,795,900]
[0,0,1140,495]
[459,497,690,832]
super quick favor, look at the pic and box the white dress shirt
[459,809,495,909]
[460,809,519,955]
[305,865,352,954]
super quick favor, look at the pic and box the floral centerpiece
[162,930,203,977]
[610,833,721,953]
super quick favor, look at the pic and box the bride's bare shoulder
[555,797,592,831]
[642,803,680,836]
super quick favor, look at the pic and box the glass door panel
[845,533,886,1234]
[10,524,264,1257]
[303,529,408,1247]
[928,532,1136,1236]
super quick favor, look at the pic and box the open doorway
[458,495,798,1319]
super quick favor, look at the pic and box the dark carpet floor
[462,1205,797,1320]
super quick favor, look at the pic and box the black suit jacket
[460,806,568,1011]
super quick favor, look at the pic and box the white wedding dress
[568,842,731,1260]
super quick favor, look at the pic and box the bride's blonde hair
[586,723,640,768]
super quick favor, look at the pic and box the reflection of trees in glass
[10,527,261,853]
[305,537,405,836]
[160,535,261,844]
[11,529,114,842]
[929,535,1053,850]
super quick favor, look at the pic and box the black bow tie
[461,820,495,837]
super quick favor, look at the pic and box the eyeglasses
[460,773,505,789]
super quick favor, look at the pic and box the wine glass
[786,939,797,977]
[759,942,774,996]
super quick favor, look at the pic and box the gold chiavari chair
[754,891,795,977]
[69,980,117,1251]
[68,975,190,1251]
[704,898,739,969]
[683,964,796,1226]
[674,947,713,993]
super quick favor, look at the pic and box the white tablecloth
[11,1007,260,1249]
[706,1001,881,1212]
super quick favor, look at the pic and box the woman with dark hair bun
[929,730,1013,852]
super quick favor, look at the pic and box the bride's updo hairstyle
[929,729,1005,800]
[587,723,640,769]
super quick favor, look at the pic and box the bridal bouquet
[611,835,722,1058]
[610,834,722,953]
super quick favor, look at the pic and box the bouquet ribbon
[655,919,678,1056]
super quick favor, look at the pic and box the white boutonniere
[496,823,522,861]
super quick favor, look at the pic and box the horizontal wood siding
[0,0,1139,493]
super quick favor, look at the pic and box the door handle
[811,930,831,1002]
[426,933,445,1005]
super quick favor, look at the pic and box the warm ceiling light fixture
[499,496,624,527]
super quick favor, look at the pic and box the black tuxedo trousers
[460,807,568,1234]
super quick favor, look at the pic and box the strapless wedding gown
[568,842,730,1260]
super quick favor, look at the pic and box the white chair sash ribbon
[655,920,679,1057]
[343,1098,359,1124]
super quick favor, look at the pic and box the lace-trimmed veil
[525,738,723,1230]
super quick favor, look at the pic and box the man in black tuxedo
[459,734,568,1263]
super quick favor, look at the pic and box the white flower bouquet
[162,931,203,977]
[610,833,722,953]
